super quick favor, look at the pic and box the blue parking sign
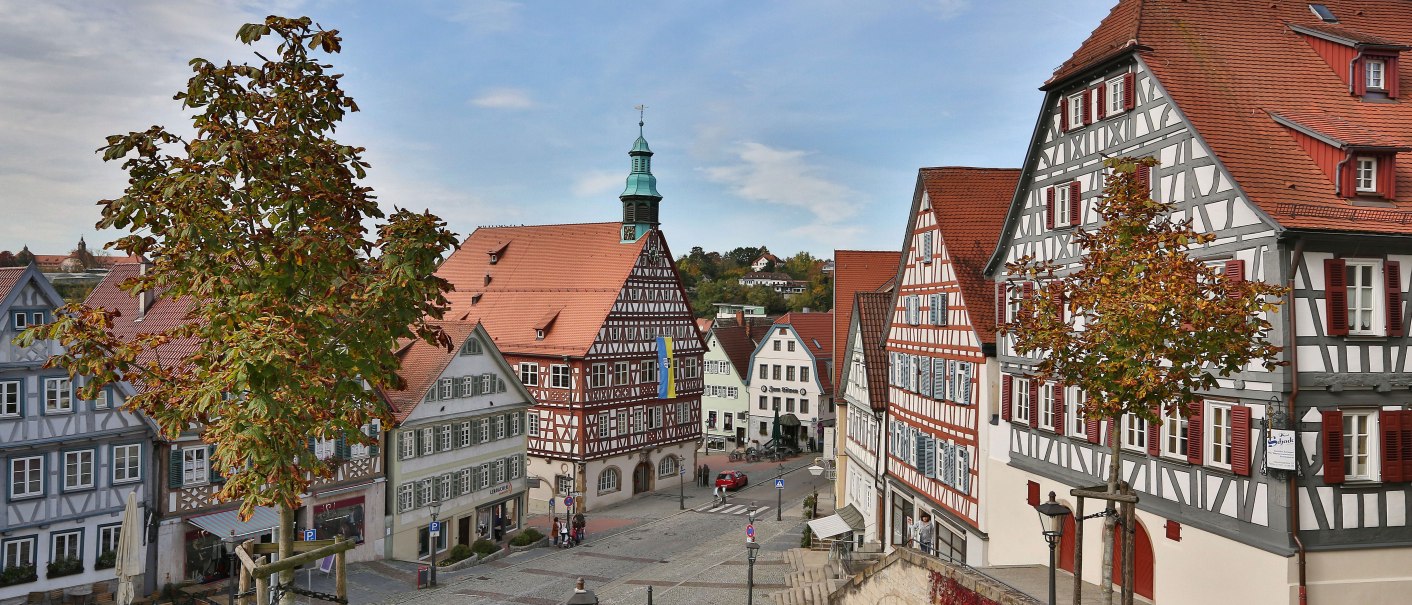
[303,529,317,541]
[429,521,441,537]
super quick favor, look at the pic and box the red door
[1058,514,1077,572]
[1112,520,1154,600]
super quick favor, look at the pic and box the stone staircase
[770,549,848,605]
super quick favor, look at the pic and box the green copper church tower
[619,114,662,243]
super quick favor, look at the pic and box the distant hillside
[675,246,832,318]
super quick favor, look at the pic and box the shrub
[470,539,498,557]
[802,495,817,519]
[0,565,37,587]
[46,556,83,579]
[510,528,544,547]
[439,544,474,566]
[95,550,117,570]
[801,526,813,548]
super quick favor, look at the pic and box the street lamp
[745,541,761,605]
[775,463,786,521]
[223,529,238,605]
[807,464,824,520]
[565,577,599,605]
[1035,491,1072,605]
[429,498,442,587]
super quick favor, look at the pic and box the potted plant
[46,556,83,579]
[0,564,38,587]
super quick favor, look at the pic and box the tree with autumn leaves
[1002,157,1285,602]
[21,17,458,602]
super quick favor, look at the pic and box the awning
[808,514,854,540]
[188,506,280,538]
[837,504,865,531]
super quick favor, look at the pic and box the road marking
[699,504,770,516]
[571,550,661,564]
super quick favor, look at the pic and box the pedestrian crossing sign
[774,479,785,489]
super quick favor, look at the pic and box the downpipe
[1286,237,1308,604]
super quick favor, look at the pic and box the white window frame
[94,387,111,410]
[1013,379,1031,424]
[591,363,609,388]
[495,415,507,439]
[113,444,141,484]
[439,378,452,400]
[518,363,539,387]
[1345,259,1385,336]
[460,337,482,355]
[182,447,209,486]
[1038,383,1056,430]
[10,455,43,499]
[439,424,453,450]
[640,359,658,383]
[1067,92,1084,129]
[1052,183,1071,226]
[44,377,72,414]
[598,468,620,494]
[98,525,121,557]
[597,411,609,438]
[420,427,435,455]
[458,421,472,447]
[400,430,416,459]
[1161,406,1189,459]
[3,536,35,570]
[313,438,336,460]
[1367,58,1387,90]
[1355,156,1378,192]
[1106,75,1126,115]
[1120,415,1147,452]
[1206,402,1234,470]
[51,530,81,563]
[397,484,414,512]
[61,450,93,491]
[614,362,630,386]
[551,365,571,389]
[418,478,434,507]
[0,380,18,417]
[1068,388,1086,436]
[1343,409,1379,481]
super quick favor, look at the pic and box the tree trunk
[278,505,294,605]
[1100,420,1121,604]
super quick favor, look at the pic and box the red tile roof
[436,223,648,357]
[831,250,901,387]
[0,267,26,301]
[85,264,202,390]
[774,311,834,395]
[853,291,893,412]
[1052,0,1412,235]
[381,320,479,424]
[916,167,1020,345]
[711,325,759,379]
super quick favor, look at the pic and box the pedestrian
[572,512,586,545]
[559,518,571,548]
[702,464,711,487]
[551,518,561,546]
[913,513,935,556]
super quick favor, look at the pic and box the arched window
[597,467,620,494]
[657,455,679,478]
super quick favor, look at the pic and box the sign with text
[1266,429,1297,471]
[429,521,441,538]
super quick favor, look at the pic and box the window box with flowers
[95,549,117,570]
[46,556,83,579]
[0,565,38,587]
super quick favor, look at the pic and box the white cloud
[703,142,858,222]
[469,87,536,109]
[930,0,970,19]
[571,171,623,197]
[444,0,522,34]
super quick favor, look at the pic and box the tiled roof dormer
[1273,111,1408,199]
[1290,22,1408,99]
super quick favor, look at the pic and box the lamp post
[775,463,785,521]
[807,464,824,519]
[429,498,442,587]
[1036,491,1072,605]
[746,540,761,605]
[564,577,599,605]
[224,529,238,605]
[679,458,685,510]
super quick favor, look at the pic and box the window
[511,412,522,436]
[400,430,416,459]
[658,456,678,478]
[1162,407,1188,458]
[1038,383,1056,430]
[183,447,209,485]
[481,373,495,394]
[10,456,42,498]
[786,366,796,381]
[551,365,571,388]
[11,311,25,330]
[518,363,539,387]
[44,377,72,413]
[1345,260,1384,335]
[598,468,620,494]
[772,365,781,380]
[639,359,658,383]
[1207,403,1233,469]
[439,378,452,400]
[1106,75,1126,115]
[801,366,810,383]
[1067,92,1084,129]
[1121,415,1147,451]
[113,444,141,483]
[460,338,482,355]
[614,362,630,386]
[632,407,644,433]
[1355,156,1378,192]
[1051,183,1071,226]
[1343,410,1377,481]
[3,537,35,571]
[1367,59,1386,90]
[439,473,453,501]
[759,421,767,435]
[1013,379,1031,423]
[418,478,434,507]
[98,525,121,560]
[772,397,781,412]
[478,464,491,489]
[457,421,472,447]
[616,410,627,436]
[773,340,781,351]
[495,415,507,439]
[527,412,539,437]
[312,438,335,460]
[758,396,767,410]
[61,450,94,491]
[597,412,609,438]
[920,231,934,262]
[1068,390,1087,437]
[51,531,81,564]
[800,399,810,414]
[93,386,111,410]
[785,398,795,413]
[420,427,435,454]
[0,380,18,417]
[788,340,796,352]
[555,474,574,496]
[440,424,453,450]
[591,364,608,388]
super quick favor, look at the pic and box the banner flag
[657,336,676,399]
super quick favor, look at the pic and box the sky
[0,0,1119,260]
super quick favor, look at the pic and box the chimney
[136,259,152,320]
[735,309,745,328]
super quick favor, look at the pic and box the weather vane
[635,104,647,133]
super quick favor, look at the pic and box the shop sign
[490,482,512,496]
[1266,429,1297,471]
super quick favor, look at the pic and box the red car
[716,470,749,491]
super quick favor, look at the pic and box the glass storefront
[476,496,521,542]
[185,529,272,584]
[314,496,366,544]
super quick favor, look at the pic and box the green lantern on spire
[620,105,662,243]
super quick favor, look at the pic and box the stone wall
[830,548,1039,605]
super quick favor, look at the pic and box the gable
[588,230,704,358]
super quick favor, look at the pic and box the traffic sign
[746,524,755,540]
[303,529,317,541]
[429,521,441,537]
[774,478,785,489]
[679,467,686,476]
[564,495,575,508]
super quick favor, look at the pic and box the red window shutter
[1186,405,1204,465]
[1082,88,1093,125]
[1325,258,1349,336]
[1022,281,1034,300]
[1353,56,1367,96]
[1147,404,1162,456]
[1381,410,1404,482]
[1164,520,1181,541]
[1388,56,1401,98]
[1224,259,1246,298]
[1322,409,1345,484]
[1380,155,1397,199]
[1136,164,1151,192]
[1095,81,1107,119]
[1231,406,1251,476]
[1387,260,1404,338]
[1052,288,1066,322]
[996,282,1007,326]
[1028,481,1040,507]
[1339,156,1357,197]
[1054,385,1066,436]
[1086,416,1100,444]
[1400,410,1412,481]
[1001,374,1013,422]
[1029,380,1040,429]
[1059,97,1070,131]
[1046,187,1056,230]
[1123,72,1136,110]
[1069,182,1082,226]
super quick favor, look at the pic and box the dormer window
[1340,151,1397,198]
[1355,156,1378,192]
[535,329,546,340]
[1367,59,1387,91]
[489,253,499,265]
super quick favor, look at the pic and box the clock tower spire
[620,105,662,243]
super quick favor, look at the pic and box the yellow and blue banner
[657,336,675,399]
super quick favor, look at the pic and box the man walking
[701,464,711,487]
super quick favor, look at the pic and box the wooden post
[253,554,269,605]
[278,506,294,605]
[1072,496,1084,605]
[334,536,347,602]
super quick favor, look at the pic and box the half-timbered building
[883,167,1016,565]
[434,126,704,510]
[746,312,834,451]
[85,264,388,587]
[0,265,158,602]
[380,321,532,562]
[982,1,1412,602]
[840,291,893,546]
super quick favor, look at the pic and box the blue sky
[0,0,1117,259]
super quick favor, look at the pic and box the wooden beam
[249,540,336,554]
[252,539,356,579]
[1069,488,1139,503]
[334,536,346,601]
[236,541,260,572]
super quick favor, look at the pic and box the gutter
[1286,237,1308,604]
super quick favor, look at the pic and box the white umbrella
[113,491,144,605]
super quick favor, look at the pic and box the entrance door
[457,516,472,547]
[633,462,653,494]
[1111,520,1154,600]
[736,427,746,443]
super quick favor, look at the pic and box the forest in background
[675,246,832,318]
